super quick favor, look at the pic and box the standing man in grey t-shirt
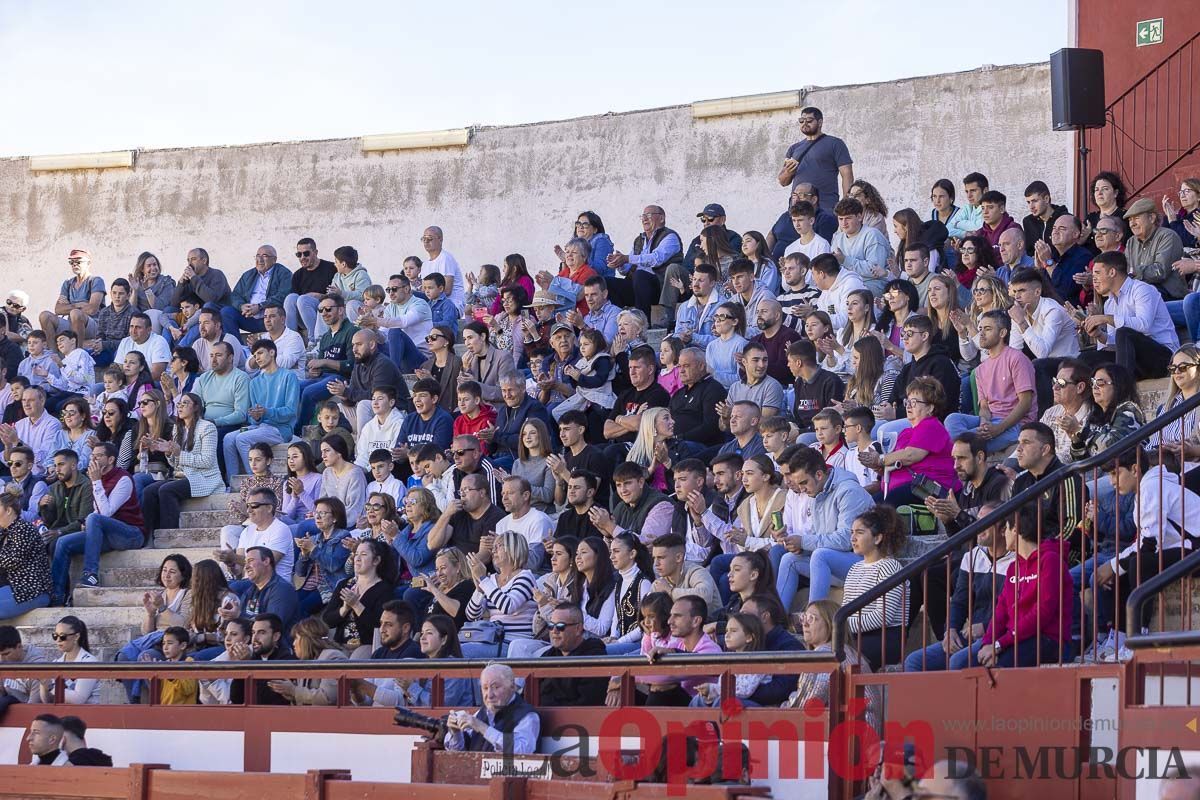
[777,107,854,214]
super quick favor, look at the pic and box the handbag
[458,620,503,647]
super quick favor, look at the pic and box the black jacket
[68,748,114,766]
[670,376,727,446]
[348,350,412,412]
[888,346,961,420]
[538,637,609,706]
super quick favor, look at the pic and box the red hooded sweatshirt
[453,403,498,455]
[981,538,1072,650]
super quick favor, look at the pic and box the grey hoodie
[799,467,875,553]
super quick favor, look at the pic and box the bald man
[444,663,541,755]
[997,227,1034,284]
[328,329,409,433]
[1035,214,1092,305]
[223,245,294,335]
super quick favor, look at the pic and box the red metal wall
[1076,0,1200,202]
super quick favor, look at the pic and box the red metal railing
[1083,31,1200,202]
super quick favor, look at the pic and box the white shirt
[1016,296,1080,359]
[265,327,306,373]
[115,333,171,366]
[816,269,867,334]
[1101,276,1179,351]
[782,488,814,538]
[47,347,96,394]
[422,250,466,311]
[355,408,405,469]
[496,507,554,547]
[1112,466,1197,573]
[368,476,406,505]
[783,233,832,260]
[381,296,434,345]
[236,518,295,582]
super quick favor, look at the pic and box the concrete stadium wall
[0,62,1071,316]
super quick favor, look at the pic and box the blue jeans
[286,294,321,343]
[82,513,145,576]
[384,328,428,373]
[605,640,642,655]
[1167,292,1200,344]
[709,553,736,606]
[905,641,952,672]
[219,306,267,337]
[0,586,48,619]
[944,414,1020,453]
[178,325,202,348]
[299,374,338,429]
[776,547,862,611]
[1070,553,1113,637]
[132,471,159,506]
[958,636,1071,668]
[222,425,286,481]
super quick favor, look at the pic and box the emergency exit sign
[1137,18,1164,47]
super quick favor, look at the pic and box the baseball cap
[697,203,726,219]
[551,323,574,336]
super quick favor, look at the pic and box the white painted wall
[0,63,1070,318]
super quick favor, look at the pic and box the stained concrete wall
[0,62,1071,315]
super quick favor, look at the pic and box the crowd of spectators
[0,108,1198,733]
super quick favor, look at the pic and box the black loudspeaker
[1051,48,1106,130]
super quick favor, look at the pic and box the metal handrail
[1125,547,1200,645]
[0,650,836,677]
[833,389,1200,660]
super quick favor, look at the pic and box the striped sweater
[466,570,537,640]
[842,557,909,634]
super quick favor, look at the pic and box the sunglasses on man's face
[5,300,24,310]
[295,250,312,258]
[246,502,272,511]
[547,621,581,632]
[318,306,336,314]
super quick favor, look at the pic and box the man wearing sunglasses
[3,291,32,351]
[368,274,432,373]
[298,294,359,428]
[537,604,608,707]
[285,237,336,339]
[39,249,106,350]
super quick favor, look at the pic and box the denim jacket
[393,520,437,577]
[296,528,352,597]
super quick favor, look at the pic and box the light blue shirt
[628,229,682,275]
[583,301,621,342]
[675,291,726,347]
[444,695,541,753]
[831,226,892,296]
[1101,275,1179,351]
[706,334,749,388]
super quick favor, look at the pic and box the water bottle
[139,447,149,475]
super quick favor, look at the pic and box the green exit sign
[1137,18,1164,47]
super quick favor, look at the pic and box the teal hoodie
[248,366,301,439]
[331,266,372,303]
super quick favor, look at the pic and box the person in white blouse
[1007,267,1082,413]
[603,532,654,655]
[32,616,100,705]
[1089,448,1197,635]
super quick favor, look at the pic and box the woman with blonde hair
[626,407,675,492]
[611,309,649,395]
[463,531,537,657]
[265,617,348,706]
[953,274,1022,365]
[924,274,965,364]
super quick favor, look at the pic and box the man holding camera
[444,664,540,754]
